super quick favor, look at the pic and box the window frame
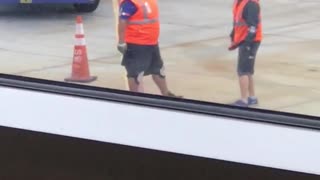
[0,73,319,130]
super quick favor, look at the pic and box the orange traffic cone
[65,16,97,83]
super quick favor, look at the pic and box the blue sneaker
[231,100,248,107]
[248,97,258,106]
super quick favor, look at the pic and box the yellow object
[112,0,120,41]
[20,0,32,3]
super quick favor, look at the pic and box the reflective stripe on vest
[233,21,247,27]
[127,0,158,25]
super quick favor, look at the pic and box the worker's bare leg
[127,76,144,93]
[239,75,249,103]
[152,75,169,95]
[248,75,255,97]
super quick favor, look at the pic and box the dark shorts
[121,43,165,79]
[237,41,260,76]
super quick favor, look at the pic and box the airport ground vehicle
[1,0,100,12]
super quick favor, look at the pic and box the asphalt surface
[0,0,320,116]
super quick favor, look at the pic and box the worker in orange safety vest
[117,0,182,98]
[229,0,263,107]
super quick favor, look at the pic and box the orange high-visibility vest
[120,0,160,45]
[233,0,262,45]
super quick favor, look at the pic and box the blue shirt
[119,0,138,20]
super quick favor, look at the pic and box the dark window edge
[1,124,320,178]
[0,74,319,130]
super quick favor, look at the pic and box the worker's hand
[117,43,127,54]
[228,42,239,51]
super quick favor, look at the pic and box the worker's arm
[118,19,127,44]
[117,0,137,54]
[243,2,260,42]
[230,28,234,41]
